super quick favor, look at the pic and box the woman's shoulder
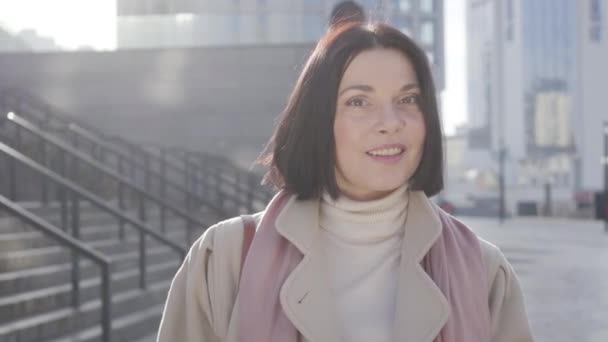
[437,210,513,288]
[475,235,534,340]
[191,212,264,254]
[476,237,510,284]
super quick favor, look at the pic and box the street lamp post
[603,121,608,232]
[498,144,506,223]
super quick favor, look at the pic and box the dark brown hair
[258,23,444,200]
[329,1,365,27]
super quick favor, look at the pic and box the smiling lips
[366,144,406,163]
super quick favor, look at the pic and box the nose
[377,105,405,134]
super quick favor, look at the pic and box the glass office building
[521,0,577,155]
[116,0,444,89]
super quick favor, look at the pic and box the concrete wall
[0,44,313,167]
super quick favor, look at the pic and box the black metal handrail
[171,148,274,209]
[4,112,211,243]
[0,194,112,342]
[106,136,233,211]
[0,88,99,137]
[0,142,187,292]
[68,126,226,216]
[0,104,228,220]
[1,88,272,214]
[0,89,215,214]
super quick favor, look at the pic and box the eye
[399,94,420,105]
[345,97,368,107]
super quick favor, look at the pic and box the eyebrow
[338,83,420,96]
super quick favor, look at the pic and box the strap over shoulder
[239,215,257,278]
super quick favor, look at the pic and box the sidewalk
[462,217,608,342]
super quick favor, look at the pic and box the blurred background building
[1,2,607,341]
[459,0,607,217]
[114,0,444,87]
[2,0,606,217]
[0,0,444,168]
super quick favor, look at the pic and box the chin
[368,181,407,194]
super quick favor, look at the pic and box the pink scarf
[237,190,490,342]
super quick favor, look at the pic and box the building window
[398,0,412,12]
[420,20,434,45]
[420,0,434,13]
[590,0,603,42]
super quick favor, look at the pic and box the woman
[158,22,534,342]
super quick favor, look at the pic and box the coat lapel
[275,196,343,342]
[392,191,449,342]
[274,191,450,342]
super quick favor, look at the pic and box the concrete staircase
[0,204,204,342]
[0,90,259,341]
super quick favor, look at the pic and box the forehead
[339,48,418,89]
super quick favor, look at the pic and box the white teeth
[368,147,403,156]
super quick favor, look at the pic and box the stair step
[0,216,189,250]
[0,211,119,234]
[0,260,179,322]
[47,303,165,342]
[0,281,169,342]
[0,242,183,273]
[0,206,173,234]
[131,332,158,342]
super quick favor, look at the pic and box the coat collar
[274,190,449,342]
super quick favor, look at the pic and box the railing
[1,88,274,214]
[0,88,100,139]
[170,147,274,209]
[71,128,227,217]
[3,111,210,243]
[142,144,273,210]
[0,194,112,342]
[0,96,229,218]
[0,142,187,293]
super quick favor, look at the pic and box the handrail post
[71,129,78,150]
[15,124,22,151]
[39,138,49,206]
[144,152,151,195]
[160,148,167,234]
[192,153,201,212]
[70,191,81,308]
[186,217,193,245]
[100,263,112,342]
[8,153,17,201]
[138,188,147,223]
[183,152,192,213]
[215,164,223,209]
[117,156,126,241]
[138,192,147,289]
[195,157,203,200]
[60,151,68,230]
[199,155,208,197]
[247,173,254,213]
[129,146,137,206]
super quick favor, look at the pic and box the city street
[463,217,608,342]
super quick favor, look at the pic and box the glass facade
[0,0,443,89]
[521,0,576,154]
[115,0,440,47]
[420,0,434,13]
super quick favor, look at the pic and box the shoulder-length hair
[258,23,444,200]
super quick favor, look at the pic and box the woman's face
[333,48,426,201]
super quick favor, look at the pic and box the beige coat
[157,191,534,342]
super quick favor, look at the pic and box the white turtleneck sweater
[319,185,409,342]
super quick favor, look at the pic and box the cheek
[333,119,344,148]
[410,116,427,149]
[333,118,358,157]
